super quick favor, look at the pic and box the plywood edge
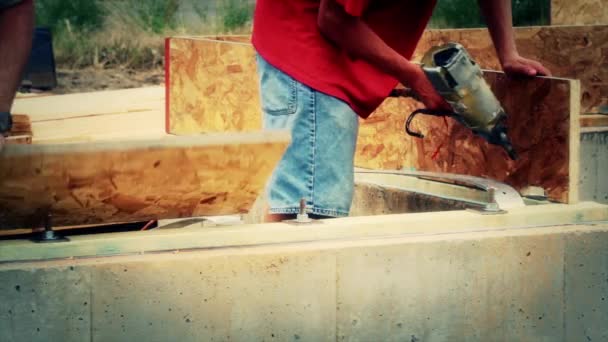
[30,109,164,142]
[168,35,251,44]
[172,26,608,40]
[165,37,172,134]
[580,114,608,127]
[481,70,575,82]
[425,24,608,32]
[569,79,582,204]
[12,86,165,122]
[3,131,290,157]
[2,202,607,264]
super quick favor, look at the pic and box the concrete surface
[1,219,607,341]
[335,233,566,341]
[2,202,607,263]
[564,228,608,341]
[580,130,608,204]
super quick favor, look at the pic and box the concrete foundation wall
[1,224,607,342]
[580,130,608,204]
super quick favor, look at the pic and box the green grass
[222,0,254,32]
[35,0,548,70]
[35,0,253,69]
[429,0,550,28]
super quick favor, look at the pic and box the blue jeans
[256,54,359,217]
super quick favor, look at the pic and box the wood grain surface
[0,132,289,229]
[551,0,608,25]
[165,36,581,203]
[167,36,261,134]
[356,72,580,203]
[10,87,166,143]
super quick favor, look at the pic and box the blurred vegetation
[429,0,550,28]
[35,0,254,69]
[221,0,254,32]
[35,0,549,70]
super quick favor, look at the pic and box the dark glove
[0,112,12,135]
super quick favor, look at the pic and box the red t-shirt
[252,0,436,118]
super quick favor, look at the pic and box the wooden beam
[10,87,166,143]
[414,25,608,114]
[30,110,165,143]
[1,202,606,263]
[551,0,608,25]
[165,37,581,203]
[0,131,290,229]
[12,86,164,122]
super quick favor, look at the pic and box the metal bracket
[355,169,525,212]
[31,214,69,243]
[283,199,321,226]
[466,188,508,214]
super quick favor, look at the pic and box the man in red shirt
[253,0,550,222]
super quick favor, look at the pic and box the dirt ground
[26,67,165,95]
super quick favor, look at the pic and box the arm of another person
[0,0,35,142]
[477,0,551,76]
[317,0,450,110]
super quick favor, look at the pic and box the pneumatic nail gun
[391,43,518,160]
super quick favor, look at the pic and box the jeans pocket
[257,55,298,116]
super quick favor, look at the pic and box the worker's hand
[403,66,452,111]
[0,135,5,152]
[501,54,552,77]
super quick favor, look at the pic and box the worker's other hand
[405,66,452,111]
[501,54,552,77]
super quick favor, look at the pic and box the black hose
[405,108,456,138]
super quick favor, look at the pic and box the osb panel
[356,72,578,203]
[167,37,261,134]
[0,133,288,229]
[552,0,608,25]
[166,37,579,202]
[415,25,608,114]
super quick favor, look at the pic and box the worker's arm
[317,0,449,110]
[477,0,551,76]
[0,0,35,145]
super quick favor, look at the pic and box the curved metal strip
[355,169,526,210]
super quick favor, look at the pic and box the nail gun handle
[389,87,456,139]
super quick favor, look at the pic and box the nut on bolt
[296,198,312,223]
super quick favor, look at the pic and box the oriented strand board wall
[167,36,260,134]
[415,25,608,114]
[166,37,580,203]
[0,132,289,229]
[357,73,580,204]
[552,0,608,25]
